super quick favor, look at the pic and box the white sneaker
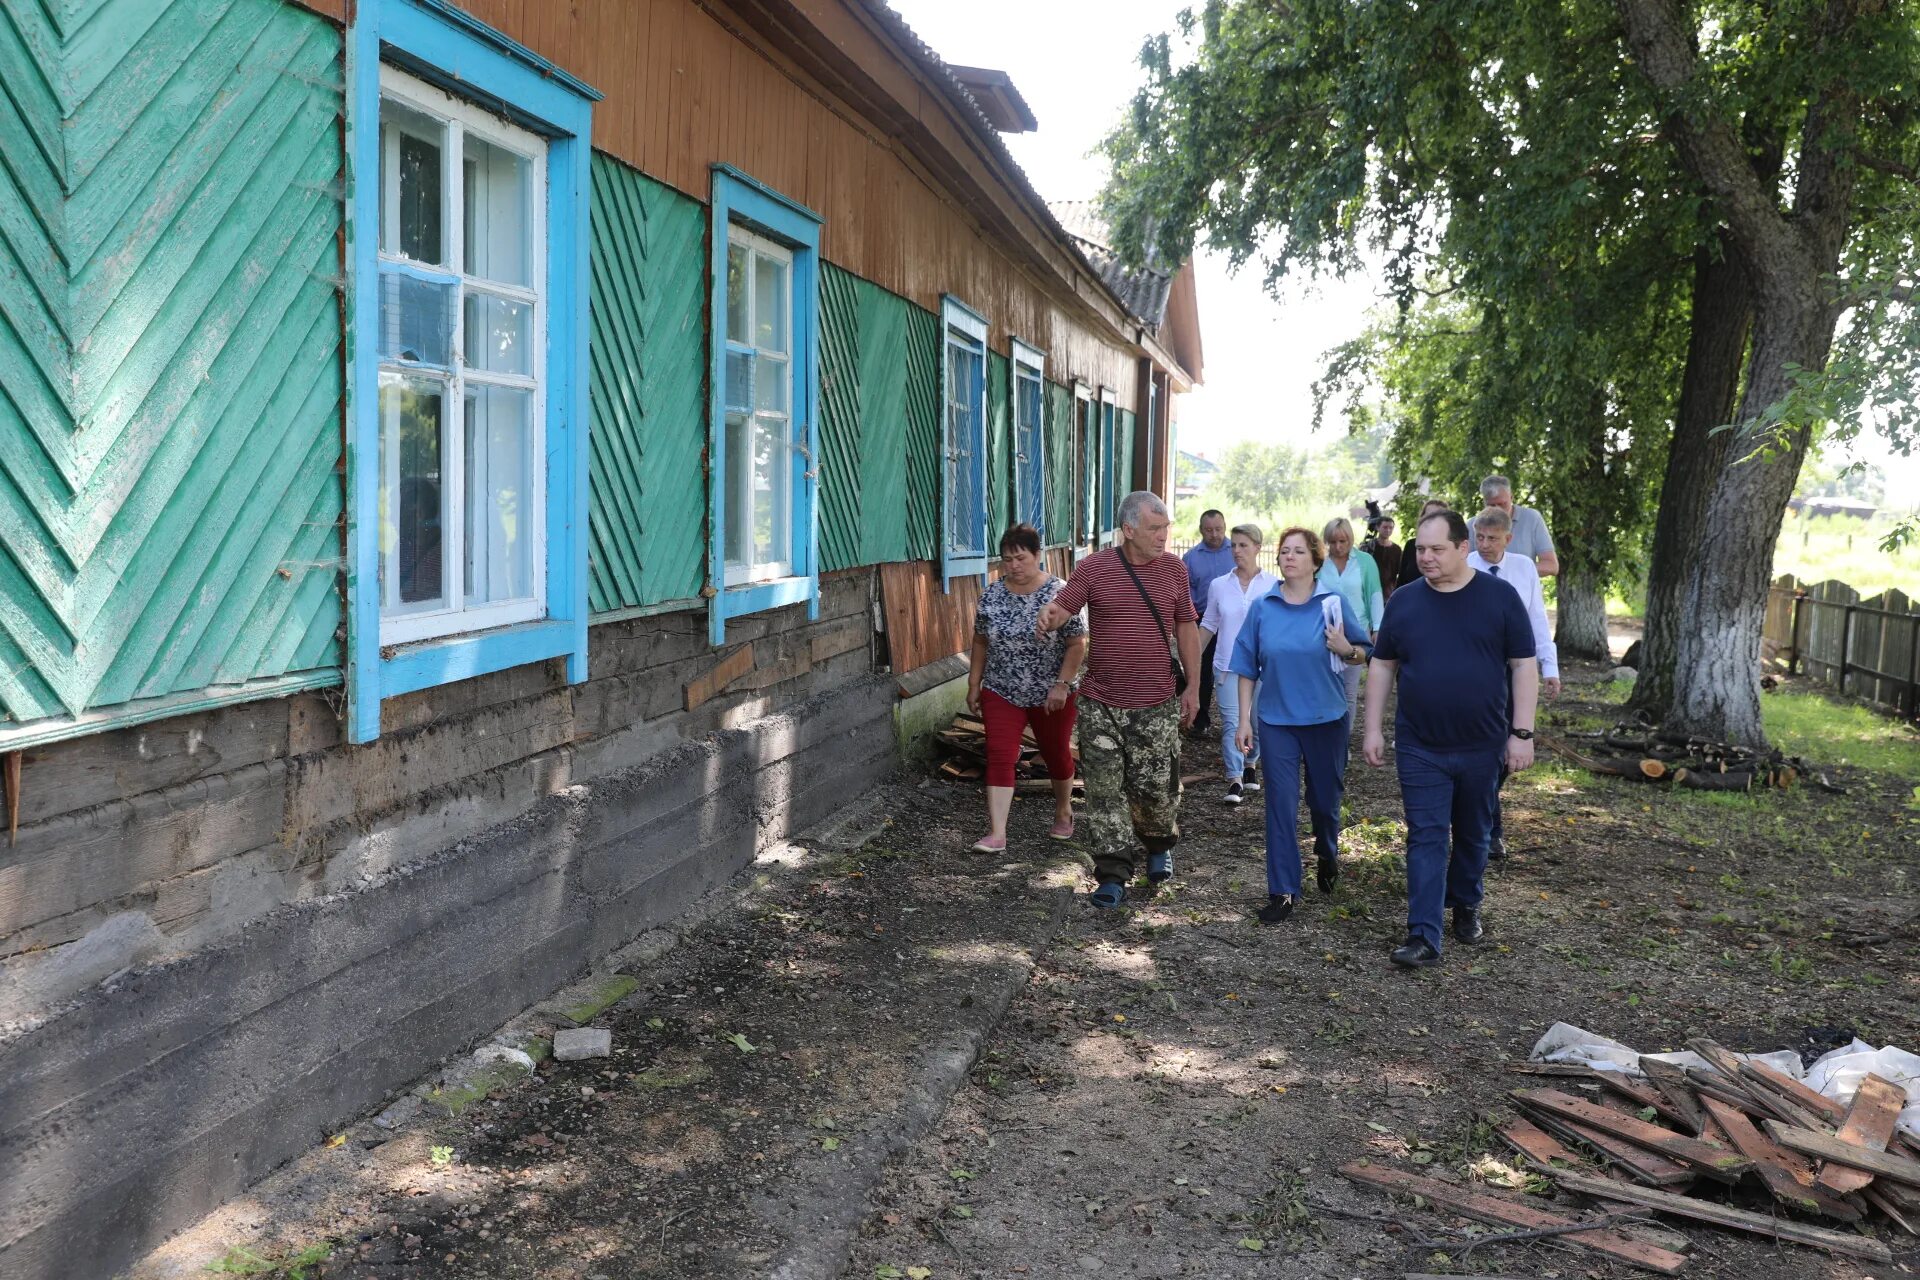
[1223,781,1244,805]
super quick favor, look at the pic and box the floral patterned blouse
[973,576,1086,707]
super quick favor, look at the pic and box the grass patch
[1764,689,1920,777]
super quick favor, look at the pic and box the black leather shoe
[1316,855,1339,895]
[1257,894,1295,924]
[1390,936,1441,969]
[1486,837,1508,863]
[1453,907,1485,944]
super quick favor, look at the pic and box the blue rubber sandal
[1147,851,1175,884]
[1089,880,1128,910]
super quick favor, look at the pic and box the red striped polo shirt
[1052,547,1197,709]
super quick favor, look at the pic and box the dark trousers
[1195,636,1219,730]
[1491,763,1511,845]
[1256,718,1347,897]
[1395,737,1503,951]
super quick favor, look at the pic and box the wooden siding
[986,350,1011,542]
[382,0,1143,409]
[819,263,864,572]
[0,0,345,740]
[855,275,910,566]
[903,300,941,562]
[1046,379,1074,545]
[1117,409,1138,496]
[586,153,709,613]
[878,558,980,674]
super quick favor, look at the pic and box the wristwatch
[1509,728,1535,741]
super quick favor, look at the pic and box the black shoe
[1453,908,1485,945]
[1258,894,1295,924]
[1487,837,1508,863]
[1390,936,1442,969]
[1223,781,1244,806]
[1316,855,1339,895]
[1242,766,1261,792]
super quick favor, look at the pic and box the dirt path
[843,664,1920,1279]
[126,661,1919,1279]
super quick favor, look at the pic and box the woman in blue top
[1231,526,1373,923]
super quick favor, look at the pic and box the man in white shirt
[1480,474,1558,578]
[1471,506,1559,862]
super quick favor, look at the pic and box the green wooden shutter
[0,0,346,742]
[586,154,708,613]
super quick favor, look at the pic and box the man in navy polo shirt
[1362,510,1539,968]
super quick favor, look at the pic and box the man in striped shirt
[1039,491,1202,907]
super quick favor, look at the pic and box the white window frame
[375,65,548,647]
[722,224,797,588]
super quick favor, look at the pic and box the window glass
[945,331,983,554]
[377,70,546,643]
[464,384,534,605]
[723,227,795,583]
[462,134,531,286]
[379,372,448,612]
[463,291,532,375]
[381,100,446,265]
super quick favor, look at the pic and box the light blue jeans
[1216,670,1261,781]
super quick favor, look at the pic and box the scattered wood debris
[1550,722,1837,793]
[934,712,1081,793]
[1340,1036,1914,1271]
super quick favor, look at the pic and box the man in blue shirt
[1362,510,1539,969]
[1182,510,1235,736]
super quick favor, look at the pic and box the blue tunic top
[1182,542,1236,617]
[1228,582,1372,726]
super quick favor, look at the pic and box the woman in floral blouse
[966,524,1087,852]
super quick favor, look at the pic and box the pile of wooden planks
[934,713,1081,793]
[1340,1038,1914,1272]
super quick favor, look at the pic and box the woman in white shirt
[1198,524,1278,804]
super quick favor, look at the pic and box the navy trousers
[1395,736,1503,950]
[1255,717,1347,898]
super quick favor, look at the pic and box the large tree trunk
[1629,240,1750,715]
[1555,559,1612,661]
[1665,290,1834,744]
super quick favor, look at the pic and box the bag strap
[1117,549,1172,649]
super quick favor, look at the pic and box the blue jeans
[1216,671,1261,781]
[1395,736,1503,950]
[1256,718,1347,897]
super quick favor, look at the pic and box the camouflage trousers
[1077,696,1183,884]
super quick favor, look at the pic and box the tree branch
[1859,152,1920,185]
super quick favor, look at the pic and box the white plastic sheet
[1528,1022,1801,1080]
[1805,1040,1920,1138]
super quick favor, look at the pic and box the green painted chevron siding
[819,263,862,572]
[855,277,909,566]
[902,302,941,563]
[1118,409,1137,497]
[1046,379,1074,544]
[586,153,708,613]
[0,0,346,737]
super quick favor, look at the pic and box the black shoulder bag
[1118,551,1188,697]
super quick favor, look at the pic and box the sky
[886,0,1381,466]
[886,0,1920,508]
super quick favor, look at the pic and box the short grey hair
[1480,474,1513,500]
[1117,490,1168,531]
[1322,516,1353,543]
[1230,522,1263,546]
[1475,506,1512,533]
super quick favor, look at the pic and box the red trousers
[981,688,1077,788]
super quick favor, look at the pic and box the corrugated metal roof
[1046,199,1176,331]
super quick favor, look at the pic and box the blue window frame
[1010,339,1046,539]
[941,296,989,589]
[345,0,597,743]
[706,165,822,646]
[1098,386,1118,540]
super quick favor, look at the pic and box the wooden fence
[1764,575,1920,715]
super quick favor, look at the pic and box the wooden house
[0,1,1201,1273]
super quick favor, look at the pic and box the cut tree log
[1696,1097,1862,1220]
[1338,1162,1689,1275]
[1639,758,1668,779]
[1672,767,1753,791]
[1765,1121,1920,1189]
[1512,1089,1750,1181]
[1816,1073,1906,1197]
[1552,1170,1894,1263]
